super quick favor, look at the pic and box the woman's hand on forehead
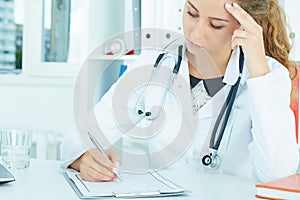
[225,2,270,78]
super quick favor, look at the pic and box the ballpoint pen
[87,131,123,182]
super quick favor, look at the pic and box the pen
[87,131,123,182]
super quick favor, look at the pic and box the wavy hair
[237,0,297,79]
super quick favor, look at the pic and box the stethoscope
[134,44,183,120]
[201,46,244,170]
[134,42,244,170]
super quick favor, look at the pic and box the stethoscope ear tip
[136,109,152,120]
[137,109,144,115]
[145,112,151,117]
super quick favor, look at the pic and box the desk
[0,159,78,200]
[0,159,258,200]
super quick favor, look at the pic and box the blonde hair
[237,0,297,79]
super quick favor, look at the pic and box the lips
[187,39,202,49]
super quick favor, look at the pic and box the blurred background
[0,0,298,160]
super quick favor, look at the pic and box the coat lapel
[180,46,248,120]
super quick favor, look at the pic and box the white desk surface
[0,159,259,200]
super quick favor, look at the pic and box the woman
[61,0,299,182]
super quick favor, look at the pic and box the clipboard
[63,170,187,199]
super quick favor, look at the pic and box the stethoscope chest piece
[201,47,244,170]
[201,150,221,170]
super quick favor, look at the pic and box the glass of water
[1,129,32,169]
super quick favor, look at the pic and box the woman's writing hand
[69,148,120,182]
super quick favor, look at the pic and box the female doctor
[61,0,299,182]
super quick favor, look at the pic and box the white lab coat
[61,47,299,182]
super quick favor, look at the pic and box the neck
[187,49,232,79]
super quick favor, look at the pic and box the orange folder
[255,174,300,199]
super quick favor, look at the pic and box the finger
[231,29,249,49]
[91,163,116,178]
[82,149,115,176]
[80,164,115,182]
[106,149,121,164]
[225,2,257,31]
[82,151,117,181]
[80,167,110,182]
[90,149,114,169]
[232,29,249,40]
[81,170,114,182]
[231,37,247,50]
[89,166,116,181]
[80,172,99,182]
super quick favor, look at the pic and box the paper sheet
[66,170,183,197]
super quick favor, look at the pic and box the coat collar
[180,46,249,119]
[223,47,240,85]
[223,47,249,86]
[181,46,248,87]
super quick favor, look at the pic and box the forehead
[187,0,235,20]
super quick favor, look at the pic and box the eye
[187,10,198,18]
[210,23,225,30]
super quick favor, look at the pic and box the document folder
[63,170,187,199]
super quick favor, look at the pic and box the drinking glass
[1,129,32,169]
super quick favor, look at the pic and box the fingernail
[112,167,118,174]
[225,3,232,9]
[233,2,239,7]
[114,162,120,168]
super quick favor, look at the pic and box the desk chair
[290,65,299,144]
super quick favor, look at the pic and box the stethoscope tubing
[135,45,183,120]
[209,46,245,151]
[202,46,244,169]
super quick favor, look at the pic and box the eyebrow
[187,1,198,12]
[187,1,230,23]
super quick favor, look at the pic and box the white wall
[0,77,75,133]
[141,0,185,32]
[284,0,300,61]
[0,0,182,134]
[0,0,126,135]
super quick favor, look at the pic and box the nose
[190,20,206,42]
